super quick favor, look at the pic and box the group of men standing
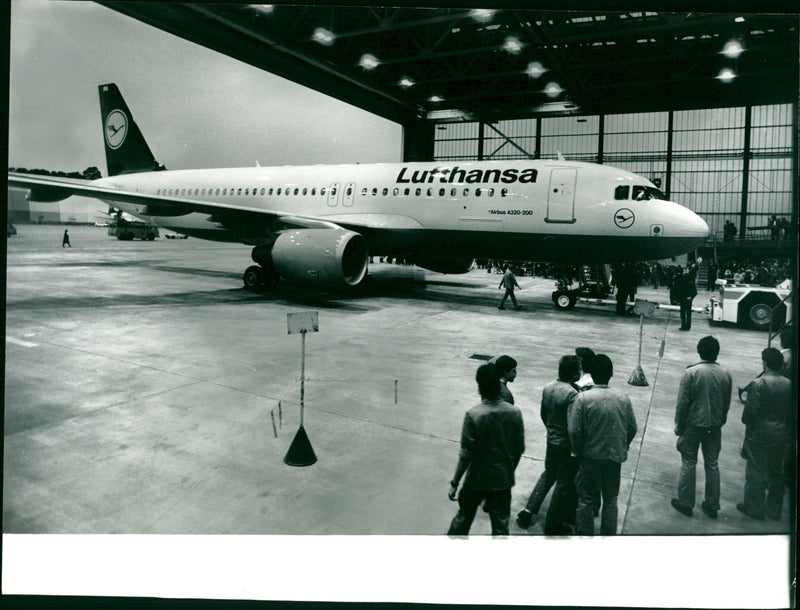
[446,334,792,535]
[447,348,637,536]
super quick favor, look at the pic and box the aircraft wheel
[553,291,576,310]
[738,292,784,330]
[243,266,262,290]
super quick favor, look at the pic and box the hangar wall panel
[431,102,795,242]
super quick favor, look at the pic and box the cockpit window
[632,185,667,201]
[615,185,630,200]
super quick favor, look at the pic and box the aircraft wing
[7,172,348,232]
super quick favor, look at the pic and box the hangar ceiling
[101,3,798,125]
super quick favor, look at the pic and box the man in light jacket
[671,336,732,519]
[569,354,637,535]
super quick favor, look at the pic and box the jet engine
[271,228,369,287]
[413,255,475,274]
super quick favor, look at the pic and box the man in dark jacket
[447,364,525,536]
[676,260,699,330]
[671,336,732,518]
[738,348,792,521]
[569,354,637,535]
[516,355,580,533]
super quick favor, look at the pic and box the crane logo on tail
[105,109,128,150]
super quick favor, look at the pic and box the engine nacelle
[414,255,475,274]
[271,229,369,287]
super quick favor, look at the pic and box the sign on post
[284,312,319,467]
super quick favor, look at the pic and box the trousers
[448,488,511,536]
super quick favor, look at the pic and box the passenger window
[427,188,432,197]
[372,188,378,196]
[476,188,482,197]
[245,188,249,196]
[195,189,199,196]
[312,188,317,196]
[277,188,282,195]
[321,187,326,196]
[488,188,495,197]
[501,188,508,197]
[331,187,337,196]
[383,188,388,196]
[404,188,410,196]
[439,188,445,196]
[361,187,367,196]
[215,189,220,196]
[293,188,298,195]
[451,188,457,197]
[302,188,308,195]
[415,188,421,196]
[463,188,469,196]
[260,188,265,195]
[236,188,241,196]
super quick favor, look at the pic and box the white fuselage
[96,159,709,262]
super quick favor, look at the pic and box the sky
[7,0,403,175]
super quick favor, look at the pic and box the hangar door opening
[546,168,577,223]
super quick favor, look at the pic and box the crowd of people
[446,329,794,536]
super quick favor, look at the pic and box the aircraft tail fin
[98,83,164,177]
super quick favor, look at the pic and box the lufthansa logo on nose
[105,109,128,150]
[614,208,635,229]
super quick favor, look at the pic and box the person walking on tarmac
[62,229,71,248]
[498,265,522,310]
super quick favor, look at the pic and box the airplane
[8,83,710,291]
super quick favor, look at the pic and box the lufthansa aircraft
[9,83,710,290]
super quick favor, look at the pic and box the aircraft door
[327,183,340,207]
[343,182,355,207]
[546,168,577,223]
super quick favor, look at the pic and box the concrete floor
[5,224,795,604]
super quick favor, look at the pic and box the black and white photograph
[4,1,797,607]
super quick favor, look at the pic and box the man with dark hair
[516,355,580,532]
[491,355,518,404]
[671,336,732,518]
[737,348,791,521]
[569,354,637,535]
[447,364,525,535]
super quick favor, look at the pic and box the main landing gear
[243,245,280,291]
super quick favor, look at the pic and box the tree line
[8,166,102,180]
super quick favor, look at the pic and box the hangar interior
[101,3,798,249]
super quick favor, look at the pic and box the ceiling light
[544,82,564,98]
[716,68,736,83]
[249,5,274,15]
[735,16,745,23]
[503,36,523,54]
[399,77,415,88]
[312,28,335,46]
[470,9,496,21]
[428,95,444,103]
[721,40,744,58]
[526,61,546,78]
[359,54,379,70]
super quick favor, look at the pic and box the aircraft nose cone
[674,203,710,240]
